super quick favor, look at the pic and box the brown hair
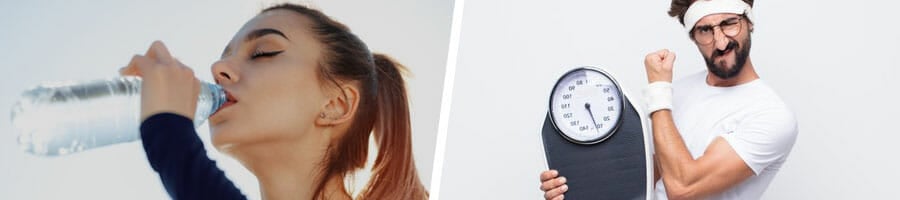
[668,0,754,25]
[261,4,427,200]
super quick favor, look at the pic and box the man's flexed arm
[644,49,753,200]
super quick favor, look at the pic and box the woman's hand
[120,41,200,122]
[540,169,568,200]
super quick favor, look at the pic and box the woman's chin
[210,128,241,152]
[210,128,265,155]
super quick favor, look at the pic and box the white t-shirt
[654,71,799,200]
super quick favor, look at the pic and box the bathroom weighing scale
[541,67,653,200]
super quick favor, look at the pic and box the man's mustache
[712,40,739,58]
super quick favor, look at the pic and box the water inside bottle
[11,79,141,156]
[10,77,224,156]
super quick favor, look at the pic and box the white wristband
[644,81,673,114]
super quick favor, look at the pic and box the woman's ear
[315,84,360,126]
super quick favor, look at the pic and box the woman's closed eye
[251,50,284,60]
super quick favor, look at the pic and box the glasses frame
[690,15,745,45]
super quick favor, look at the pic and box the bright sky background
[0,1,452,199]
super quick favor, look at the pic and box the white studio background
[439,0,899,199]
[0,0,451,199]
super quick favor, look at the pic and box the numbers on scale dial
[550,69,623,144]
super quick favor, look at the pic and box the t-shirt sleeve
[720,108,799,175]
[140,113,247,200]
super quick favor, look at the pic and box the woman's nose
[211,60,238,84]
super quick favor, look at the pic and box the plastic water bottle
[9,76,226,156]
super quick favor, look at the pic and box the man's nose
[714,27,730,51]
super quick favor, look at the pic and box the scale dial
[549,67,624,144]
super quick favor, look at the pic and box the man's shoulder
[748,80,793,111]
[739,81,799,133]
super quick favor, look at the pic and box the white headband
[683,0,754,33]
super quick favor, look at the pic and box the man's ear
[747,21,754,33]
[315,84,360,126]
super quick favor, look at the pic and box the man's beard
[704,36,751,79]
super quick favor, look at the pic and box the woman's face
[208,10,328,151]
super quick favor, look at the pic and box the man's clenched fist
[644,49,676,83]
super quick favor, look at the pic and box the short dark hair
[668,0,754,25]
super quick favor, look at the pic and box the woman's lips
[212,90,238,117]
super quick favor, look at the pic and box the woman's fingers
[144,40,174,63]
[120,41,180,78]
[129,40,201,121]
[136,41,193,78]
[175,59,201,98]
[122,54,149,76]
[119,66,138,76]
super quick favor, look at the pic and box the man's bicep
[681,109,798,197]
[688,137,755,197]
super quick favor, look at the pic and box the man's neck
[706,58,759,87]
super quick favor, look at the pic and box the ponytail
[358,54,428,199]
[262,4,427,199]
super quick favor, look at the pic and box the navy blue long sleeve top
[140,113,247,200]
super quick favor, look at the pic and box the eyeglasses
[691,16,744,45]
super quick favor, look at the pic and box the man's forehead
[695,13,741,26]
